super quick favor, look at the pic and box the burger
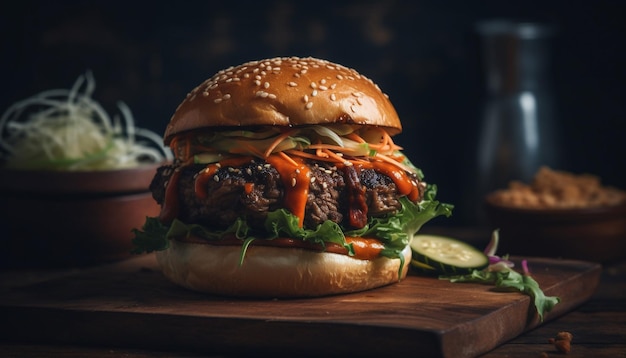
[132,56,453,297]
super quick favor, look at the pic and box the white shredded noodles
[0,71,172,171]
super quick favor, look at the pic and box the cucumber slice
[410,234,489,275]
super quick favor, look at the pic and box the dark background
[1,0,624,226]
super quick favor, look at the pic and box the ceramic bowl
[0,164,162,267]
[484,197,626,263]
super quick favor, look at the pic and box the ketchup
[159,168,181,224]
[265,154,310,227]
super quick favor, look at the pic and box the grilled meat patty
[150,159,424,232]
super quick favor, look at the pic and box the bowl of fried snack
[484,166,626,262]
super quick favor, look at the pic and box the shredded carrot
[287,149,340,163]
[264,129,296,158]
[323,148,350,164]
[368,131,402,153]
[288,149,324,161]
[278,151,299,167]
[346,132,366,143]
[375,152,415,174]
[308,143,365,155]
[316,147,329,158]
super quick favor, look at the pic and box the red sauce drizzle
[353,161,420,202]
[179,235,384,260]
[374,161,420,202]
[194,165,219,199]
[159,168,181,224]
[265,154,310,227]
[342,165,368,229]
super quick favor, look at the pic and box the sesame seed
[295,169,300,174]
[337,74,344,80]
[310,177,316,183]
[318,85,328,91]
[202,92,209,97]
[264,82,270,89]
[330,94,337,101]
[268,93,277,99]
[303,95,309,103]
[291,178,297,187]
[223,94,231,100]
[351,105,357,112]
[213,175,220,182]
[288,82,298,87]
[246,168,252,175]
[310,82,317,89]
[214,98,223,103]
[330,84,337,89]
[257,165,263,171]
[356,97,362,105]
[254,80,261,86]
[305,101,313,109]
[320,79,327,84]
[322,182,328,189]
[311,89,318,97]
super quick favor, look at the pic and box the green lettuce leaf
[265,209,354,255]
[346,185,454,258]
[442,266,560,321]
[131,184,454,265]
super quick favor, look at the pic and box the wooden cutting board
[0,253,601,358]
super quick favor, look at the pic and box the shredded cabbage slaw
[0,71,172,171]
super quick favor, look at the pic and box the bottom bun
[156,240,412,298]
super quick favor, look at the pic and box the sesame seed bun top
[164,56,401,144]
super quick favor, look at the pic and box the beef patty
[150,158,424,232]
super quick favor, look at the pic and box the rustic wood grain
[0,253,601,358]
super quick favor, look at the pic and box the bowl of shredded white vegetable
[0,72,172,267]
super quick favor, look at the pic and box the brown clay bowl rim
[0,162,164,194]
[484,196,626,221]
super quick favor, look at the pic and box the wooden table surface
[1,227,624,358]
